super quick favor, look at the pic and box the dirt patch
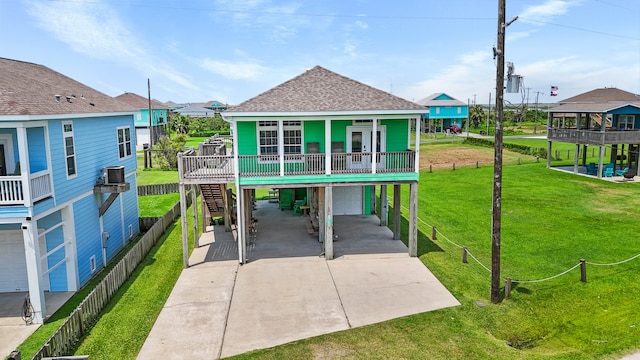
[420,146,496,170]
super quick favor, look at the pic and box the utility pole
[492,0,516,304]
[487,92,492,136]
[534,91,543,134]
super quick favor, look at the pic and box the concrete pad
[328,256,460,328]
[0,291,73,358]
[137,260,238,360]
[220,257,349,358]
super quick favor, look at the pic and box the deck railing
[0,170,52,206]
[548,128,640,145]
[181,151,416,181]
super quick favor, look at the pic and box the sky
[1,0,639,107]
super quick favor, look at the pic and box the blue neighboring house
[416,93,468,133]
[114,92,168,150]
[0,58,140,324]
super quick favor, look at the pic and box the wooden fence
[137,183,179,196]
[30,193,192,360]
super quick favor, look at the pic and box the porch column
[318,187,325,242]
[573,144,580,174]
[278,120,285,176]
[325,119,331,175]
[380,185,388,226]
[393,184,401,240]
[414,117,421,172]
[324,186,334,260]
[371,118,378,174]
[179,181,189,268]
[236,186,246,264]
[16,127,31,204]
[408,182,418,257]
[597,113,606,178]
[22,221,45,324]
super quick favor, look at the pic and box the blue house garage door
[0,230,49,292]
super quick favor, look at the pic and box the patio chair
[603,168,614,177]
[586,163,597,175]
[615,167,629,176]
[293,197,307,215]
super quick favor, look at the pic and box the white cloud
[355,20,368,30]
[519,0,582,24]
[26,0,198,94]
[199,59,268,80]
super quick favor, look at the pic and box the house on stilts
[546,87,640,179]
[177,66,423,265]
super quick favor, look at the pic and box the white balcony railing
[0,170,53,206]
[180,151,416,182]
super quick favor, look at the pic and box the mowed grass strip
[228,162,640,360]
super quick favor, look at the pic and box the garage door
[333,186,362,215]
[0,230,49,292]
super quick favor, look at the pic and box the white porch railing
[0,170,52,206]
[181,151,416,181]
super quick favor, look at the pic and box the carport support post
[324,186,333,259]
[408,182,418,257]
[22,221,45,324]
[318,187,325,242]
[393,184,401,240]
[573,144,580,174]
[380,185,388,226]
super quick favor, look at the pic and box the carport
[138,201,460,359]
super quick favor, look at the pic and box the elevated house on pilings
[177,66,422,265]
[546,88,640,178]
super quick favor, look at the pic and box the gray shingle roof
[416,93,466,107]
[0,57,136,116]
[115,92,167,109]
[226,66,424,113]
[547,88,640,113]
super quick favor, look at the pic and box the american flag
[551,86,558,91]
[550,85,558,96]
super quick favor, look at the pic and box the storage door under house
[0,230,49,292]
[333,186,363,215]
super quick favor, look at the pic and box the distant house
[115,92,168,149]
[0,58,140,324]
[178,66,422,264]
[202,100,229,113]
[175,105,218,118]
[416,93,468,133]
[546,87,640,177]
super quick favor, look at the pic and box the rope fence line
[395,201,640,299]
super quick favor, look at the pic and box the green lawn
[229,162,640,359]
[18,150,640,359]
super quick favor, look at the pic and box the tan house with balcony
[546,87,640,178]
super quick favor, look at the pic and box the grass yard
[228,162,640,359]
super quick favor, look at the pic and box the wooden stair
[200,184,227,217]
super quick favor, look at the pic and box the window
[257,121,303,156]
[283,121,302,154]
[258,121,278,155]
[62,121,77,177]
[619,115,635,130]
[117,127,132,159]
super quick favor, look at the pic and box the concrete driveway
[138,202,460,359]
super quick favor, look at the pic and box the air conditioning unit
[104,166,125,185]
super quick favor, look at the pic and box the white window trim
[117,126,133,159]
[256,121,304,163]
[62,120,77,179]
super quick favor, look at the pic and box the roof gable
[0,57,136,116]
[226,66,424,113]
[560,88,640,104]
[416,92,466,107]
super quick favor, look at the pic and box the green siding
[237,122,257,155]
[363,185,371,214]
[304,121,325,153]
[331,120,350,152]
[382,120,409,151]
